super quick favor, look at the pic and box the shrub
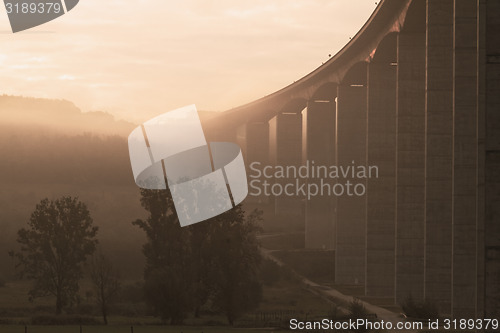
[113,302,148,317]
[76,303,96,316]
[202,319,226,326]
[328,305,345,320]
[348,298,368,318]
[401,295,439,319]
[31,315,100,325]
[348,299,370,333]
[33,305,54,314]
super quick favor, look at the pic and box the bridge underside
[207,0,500,318]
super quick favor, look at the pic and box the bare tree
[90,252,120,325]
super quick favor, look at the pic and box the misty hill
[0,95,221,137]
[0,96,142,278]
[0,95,136,137]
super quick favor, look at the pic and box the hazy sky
[0,0,375,123]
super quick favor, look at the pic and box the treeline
[0,130,132,186]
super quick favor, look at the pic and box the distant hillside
[0,95,136,137]
[0,96,145,278]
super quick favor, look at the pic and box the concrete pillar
[365,39,397,298]
[484,0,500,319]
[303,99,336,249]
[335,63,367,285]
[239,122,269,165]
[476,0,486,319]
[425,0,454,315]
[452,0,479,318]
[395,30,426,304]
[237,122,270,204]
[269,112,303,219]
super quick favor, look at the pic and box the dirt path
[260,248,419,332]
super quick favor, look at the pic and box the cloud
[58,74,77,81]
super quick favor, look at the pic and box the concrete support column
[269,112,303,219]
[425,0,454,315]
[484,0,500,319]
[395,31,426,304]
[476,0,486,318]
[303,99,336,249]
[237,122,270,204]
[335,66,367,285]
[365,56,397,298]
[237,122,269,165]
[452,0,479,318]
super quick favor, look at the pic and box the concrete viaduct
[204,0,499,319]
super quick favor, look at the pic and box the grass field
[0,325,287,333]
[0,274,332,332]
[0,237,339,333]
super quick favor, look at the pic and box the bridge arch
[310,82,338,102]
[402,0,425,33]
[371,31,398,64]
[279,98,307,115]
[340,61,368,86]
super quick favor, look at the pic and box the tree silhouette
[11,196,98,314]
[133,188,193,324]
[90,251,121,325]
[133,187,263,325]
[207,206,263,325]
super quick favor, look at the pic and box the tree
[207,206,263,325]
[11,196,98,314]
[90,251,121,325]
[189,220,212,318]
[133,188,193,324]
